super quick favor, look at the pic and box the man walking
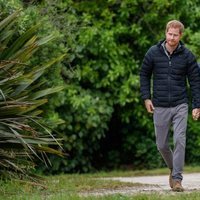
[140,20,200,192]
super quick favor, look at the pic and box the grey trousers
[153,103,188,181]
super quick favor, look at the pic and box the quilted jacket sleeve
[140,47,154,101]
[187,51,200,109]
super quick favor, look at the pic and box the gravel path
[110,173,200,190]
[81,173,200,196]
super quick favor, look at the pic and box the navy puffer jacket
[140,40,200,108]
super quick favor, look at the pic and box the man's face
[165,27,182,48]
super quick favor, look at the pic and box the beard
[167,40,179,48]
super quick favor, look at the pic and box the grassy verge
[95,165,200,177]
[1,166,200,200]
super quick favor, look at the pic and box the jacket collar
[157,39,185,54]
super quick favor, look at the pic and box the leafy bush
[39,0,200,172]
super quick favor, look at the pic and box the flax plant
[0,11,64,180]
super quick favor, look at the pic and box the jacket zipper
[168,57,172,107]
[162,43,175,107]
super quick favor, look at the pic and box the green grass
[1,166,200,200]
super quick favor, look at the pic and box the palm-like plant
[0,11,64,180]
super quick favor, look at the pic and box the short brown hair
[166,20,184,34]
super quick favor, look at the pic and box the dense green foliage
[47,0,200,172]
[1,0,200,173]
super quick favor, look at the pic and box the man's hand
[192,108,200,121]
[144,99,155,113]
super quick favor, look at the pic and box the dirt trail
[81,173,200,196]
[110,173,200,190]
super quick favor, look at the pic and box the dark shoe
[169,171,173,188]
[172,180,184,192]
